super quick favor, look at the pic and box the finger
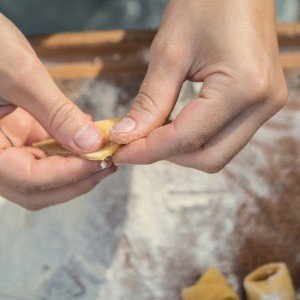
[84,113,93,121]
[0,15,103,153]
[169,104,264,172]
[110,37,187,144]
[113,74,257,165]
[22,146,47,159]
[0,128,13,149]
[29,166,117,211]
[1,108,50,145]
[0,97,10,105]
[5,166,117,211]
[167,99,285,172]
[26,118,50,145]
[0,108,35,146]
[29,156,109,190]
[2,61,103,153]
[0,104,16,119]
[0,147,109,191]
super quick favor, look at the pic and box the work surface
[0,27,299,299]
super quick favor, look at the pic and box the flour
[261,294,282,300]
[0,76,299,299]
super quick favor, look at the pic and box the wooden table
[26,25,300,297]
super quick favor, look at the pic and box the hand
[0,14,112,209]
[0,13,103,153]
[110,0,287,172]
[0,108,116,211]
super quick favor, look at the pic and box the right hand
[111,0,287,173]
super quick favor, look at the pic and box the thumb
[110,43,186,144]
[1,58,103,153]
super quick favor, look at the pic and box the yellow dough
[33,118,121,161]
[181,267,239,300]
[243,263,296,300]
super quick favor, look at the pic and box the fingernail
[113,162,122,167]
[111,117,136,133]
[74,123,102,149]
[100,158,112,169]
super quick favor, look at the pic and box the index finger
[112,76,257,165]
[0,147,107,191]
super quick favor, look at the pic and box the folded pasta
[243,263,296,300]
[181,267,239,300]
[33,118,121,161]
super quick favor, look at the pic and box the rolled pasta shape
[243,263,296,300]
[181,267,239,300]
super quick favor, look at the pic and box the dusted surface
[0,28,299,299]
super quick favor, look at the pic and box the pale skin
[111,0,287,171]
[0,14,116,210]
[0,0,287,210]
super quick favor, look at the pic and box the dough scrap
[181,267,239,300]
[243,263,296,300]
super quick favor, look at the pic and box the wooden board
[28,24,300,80]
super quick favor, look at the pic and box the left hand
[0,108,116,211]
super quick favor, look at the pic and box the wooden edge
[45,51,300,81]
[34,42,152,58]
[29,30,156,51]
[28,25,300,80]
[277,23,300,38]
[28,25,299,50]
[277,23,300,47]
[280,52,300,69]
[47,61,148,80]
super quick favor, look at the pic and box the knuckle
[242,66,271,104]
[131,90,160,118]
[198,151,229,174]
[13,174,43,195]
[151,38,180,68]
[140,155,157,165]
[48,102,78,133]
[19,169,42,194]
[26,205,39,212]
[240,63,288,114]
[270,82,288,113]
[201,159,227,174]
[178,134,205,154]
[13,178,32,194]
[144,157,156,165]
[22,201,41,212]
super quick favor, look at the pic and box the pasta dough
[33,118,121,161]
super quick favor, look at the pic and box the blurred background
[0,0,299,35]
